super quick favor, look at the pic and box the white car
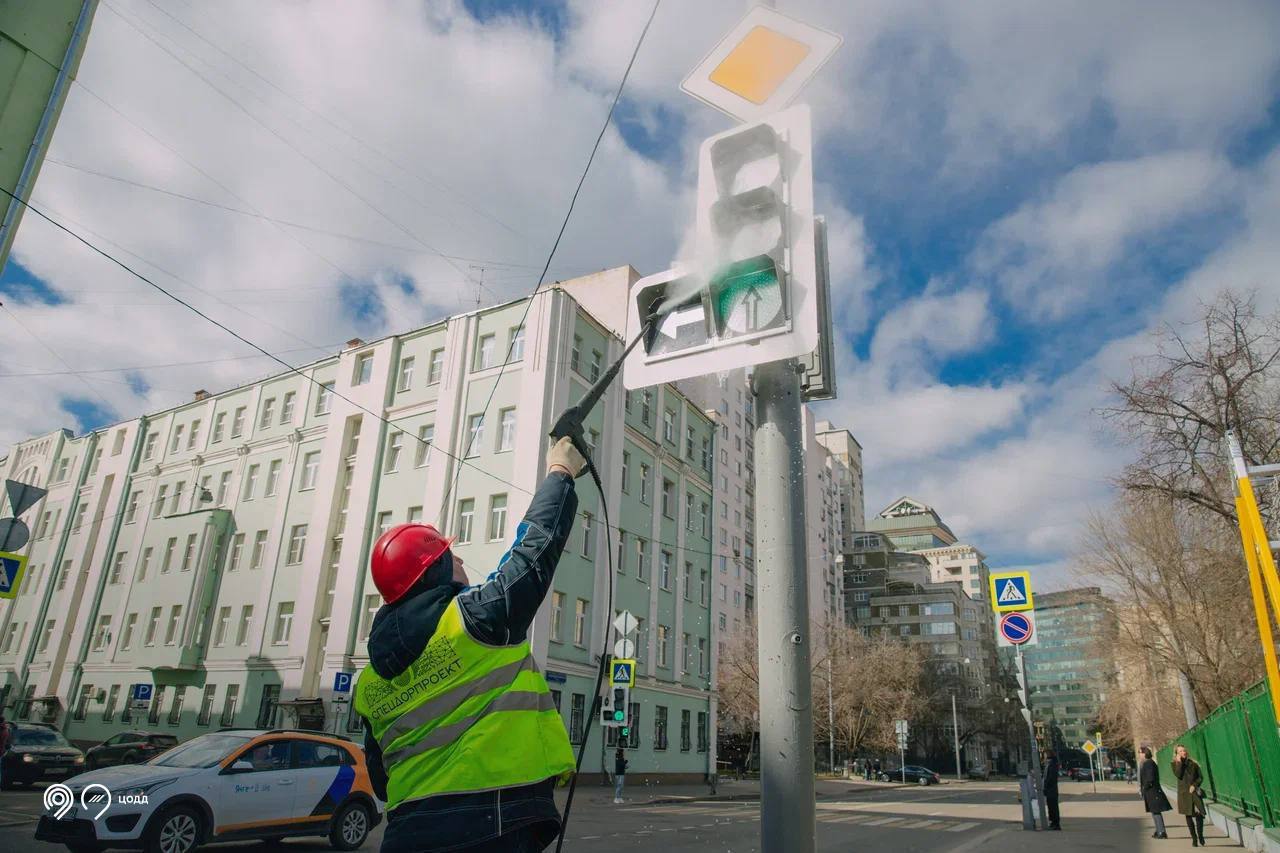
[36,729,381,853]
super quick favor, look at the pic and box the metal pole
[1177,670,1199,729]
[1019,647,1049,828]
[1088,749,1096,793]
[827,641,835,773]
[952,693,962,782]
[753,358,815,853]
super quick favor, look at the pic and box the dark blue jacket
[363,471,579,853]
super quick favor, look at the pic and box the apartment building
[0,267,716,780]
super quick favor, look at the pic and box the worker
[355,436,587,853]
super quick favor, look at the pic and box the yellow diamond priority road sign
[681,5,842,122]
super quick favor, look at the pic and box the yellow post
[1232,459,1280,728]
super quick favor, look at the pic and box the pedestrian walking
[1172,745,1207,847]
[1139,746,1172,839]
[1043,750,1062,830]
[873,759,882,781]
[355,437,587,853]
[613,748,628,803]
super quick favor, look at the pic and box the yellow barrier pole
[1235,483,1280,728]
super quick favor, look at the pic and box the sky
[2,0,1279,591]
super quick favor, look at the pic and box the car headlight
[73,755,85,765]
[22,753,34,763]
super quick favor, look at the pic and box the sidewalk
[555,774,947,807]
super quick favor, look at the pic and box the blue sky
[4,0,1280,589]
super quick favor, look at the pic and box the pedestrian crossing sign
[611,658,636,687]
[0,552,26,600]
[989,571,1034,613]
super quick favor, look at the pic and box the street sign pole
[951,692,963,782]
[1089,749,1097,793]
[1018,647,1049,829]
[754,357,815,853]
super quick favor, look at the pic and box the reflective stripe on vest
[355,597,575,810]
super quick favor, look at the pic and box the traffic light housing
[1014,667,1028,708]
[602,685,630,728]
[624,104,818,390]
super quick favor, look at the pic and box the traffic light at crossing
[602,685,630,728]
[624,104,819,390]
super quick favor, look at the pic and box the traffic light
[624,104,819,390]
[602,685,630,728]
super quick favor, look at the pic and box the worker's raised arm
[456,437,587,644]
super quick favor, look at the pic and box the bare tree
[1079,494,1264,718]
[1102,290,1280,525]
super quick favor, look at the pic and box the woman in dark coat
[1139,746,1172,838]
[1172,744,1206,846]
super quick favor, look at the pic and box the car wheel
[122,751,141,765]
[329,801,371,851]
[879,773,889,782]
[918,777,929,786]
[145,806,202,853]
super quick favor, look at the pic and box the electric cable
[439,0,662,523]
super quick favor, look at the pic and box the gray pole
[951,692,962,782]
[1019,648,1049,828]
[1177,670,1199,729]
[827,640,835,773]
[753,358,815,853]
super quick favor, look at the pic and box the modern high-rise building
[1015,587,1117,752]
[0,267,722,780]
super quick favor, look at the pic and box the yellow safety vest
[354,597,574,811]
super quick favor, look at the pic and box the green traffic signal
[710,256,785,338]
[613,710,624,722]
[620,727,630,738]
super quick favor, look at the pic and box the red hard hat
[371,523,454,604]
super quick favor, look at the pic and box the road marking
[946,821,980,832]
[900,819,940,829]
[864,816,903,826]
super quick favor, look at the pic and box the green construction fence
[1157,680,1280,828]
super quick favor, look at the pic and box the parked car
[85,731,179,770]
[1,722,86,788]
[880,765,941,785]
[1068,766,1092,781]
[966,764,990,780]
[36,729,380,853]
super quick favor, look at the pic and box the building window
[197,684,217,726]
[697,711,709,752]
[38,619,56,651]
[685,426,695,459]
[681,709,691,751]
[657,625,670,667]
[242,464,259,500]
[621,451,630,492]
[236,606,254,646]
[660,551,672,590]
[681,631,691,672]
[685,493,695,530]
[574,598,588,646]
[641,390,652,425]
[165,605,183,645]
[466,414,484,457]
[507,325,525,361]
[145,609,162,647]
[280,391,296,423]
[153,485,168,519]
[661,479,674,518]
[698,637,708,677]
[264,459,283,497]
[415,424,435,467]
[214,606,231,646]
[589,350,602,382]
[286,525,307,564]
[315,382,334,415]
[476,334,496,370]
[170,424,184,453]
[216,471,231,504]
[360,594,381,642]
[616,531,627,573]
[256,685,281,729]
[143,432,159,459]
[226,534,245,572]
[570,335,582,374]
[120,613,137,651]
[551,591,564,641]
[635,538,648,580]
[639,463,650,504]
[397,355,415,391]
[259,398,276,429]
[700,567,709,604]
[353,353,374,385]
[569,694,585,744]
[375,511,393,537]
[663,410,675,443]
[456,499,475,544]
[580,513,593,558]
[187,420,201,450]
[488,494,508,541]
[250,531,268,570]
[160,537,177,574]
[170,480,186,514]
[73,684,93,721]
[300,451,320,489]
[180,533,197,572]
[408,505,423,523]
[683,561,693,600]
[428,348,444,384]
[273,602,294,644]
[482,407,509,454]
[220,684,240,726]
[92,615,112,651]
[168,686,186,726]
[385,431,404,472]
[654,705,668,751]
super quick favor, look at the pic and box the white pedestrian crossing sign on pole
[989,571,1035,613]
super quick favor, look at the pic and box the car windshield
[148,733,251,768]
[11,727,73,747]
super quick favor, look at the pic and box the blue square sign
[989,571,1034,613]
[333,672,354,694]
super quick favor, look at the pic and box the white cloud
[974,151,1234,320]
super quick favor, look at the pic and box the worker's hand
[547,436,587,478]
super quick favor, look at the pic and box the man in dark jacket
[359,436,586,853]
[1042,751,1061,830]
